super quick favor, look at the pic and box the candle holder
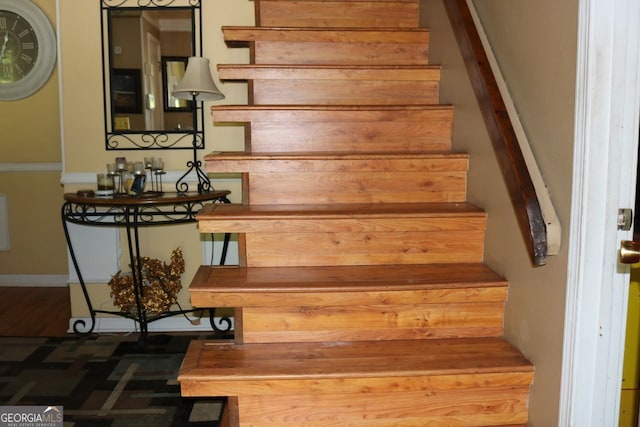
[95,173,115,197]
[104,156,167,197]
[112,157,128,195]
[144,157,165,195]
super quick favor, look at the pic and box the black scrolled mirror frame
[101,0,203,151]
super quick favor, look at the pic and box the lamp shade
[172,57,225,101]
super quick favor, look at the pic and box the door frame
[560,0,640,424]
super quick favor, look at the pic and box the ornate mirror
[101,0,202,150]
[161,56,191,113]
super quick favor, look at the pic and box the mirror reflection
[109,9,193,131]
[162,56,192,113]
[102,1,202,150]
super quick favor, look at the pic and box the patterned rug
[0,334,225,427]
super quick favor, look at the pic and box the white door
[145,33,163,131]
[559,0,640,425]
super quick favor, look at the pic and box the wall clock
[0,0,56,101]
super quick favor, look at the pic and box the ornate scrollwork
[106,131,202,150]
[102,0,200,8]
[72,318,95,335]
[210,308,234,334]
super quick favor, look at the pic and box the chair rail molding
[0,162,62,172]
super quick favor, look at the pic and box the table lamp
[172,56,225,193]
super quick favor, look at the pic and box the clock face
[0,0,56,101]
[0,10,40,84]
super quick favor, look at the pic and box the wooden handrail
[444,0,548,266]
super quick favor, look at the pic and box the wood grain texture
[205,153,468,204]
[218,64,441,81]
[197,203,486,232]
[191,286,506,308]
[222,27,430,65]
[210,104,454,122]
[184,0,534,422]
[179,337,533,389]
[210,105,454,153]
[197,202,485,222]
[256,0,420,28]
[249,80,439,105]
[223,27,430,44]
[235,388,530,426]
[245,171,467,204]
[0,287,70,336]
[253,41,429,65]
[205,152,468,169]
[243,230,485,266]
[189,263,507,294]
[240,302,504,343]
[183,370,532,396]
[197,203,486,265]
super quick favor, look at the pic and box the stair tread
[191,263,507,293]
[210,104,454,123]
[179,337,533,382]
[205,151,467,161]
[218,64,440,80]
[223,26,429,42]
[197,202,485,220]
[220,64,438,70]
[211,104,452,112]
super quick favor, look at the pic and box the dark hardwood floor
[0,287,71,336]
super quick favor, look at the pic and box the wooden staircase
[178,0,533,425]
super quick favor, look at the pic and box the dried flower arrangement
[109,247,185,315]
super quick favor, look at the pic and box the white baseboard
[68,315,235,334]
[0,274,68,287]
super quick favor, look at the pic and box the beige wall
[420,0,577,425]
[473,1,577,425]
[0,0,67,278]
[58,0,252,316]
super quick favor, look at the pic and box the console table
[61,190,231,342]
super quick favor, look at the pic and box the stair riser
[203,169,467,204]
[249,120,452,152]
[248,172,466,204]
[250,80,439,105]
[240,302,504,343]
[210,107,454,153]
[253,40,429,65]
[241,231,485,267]
[256,0,420,28]
[190,278,508,343]
[234,388,530,426]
